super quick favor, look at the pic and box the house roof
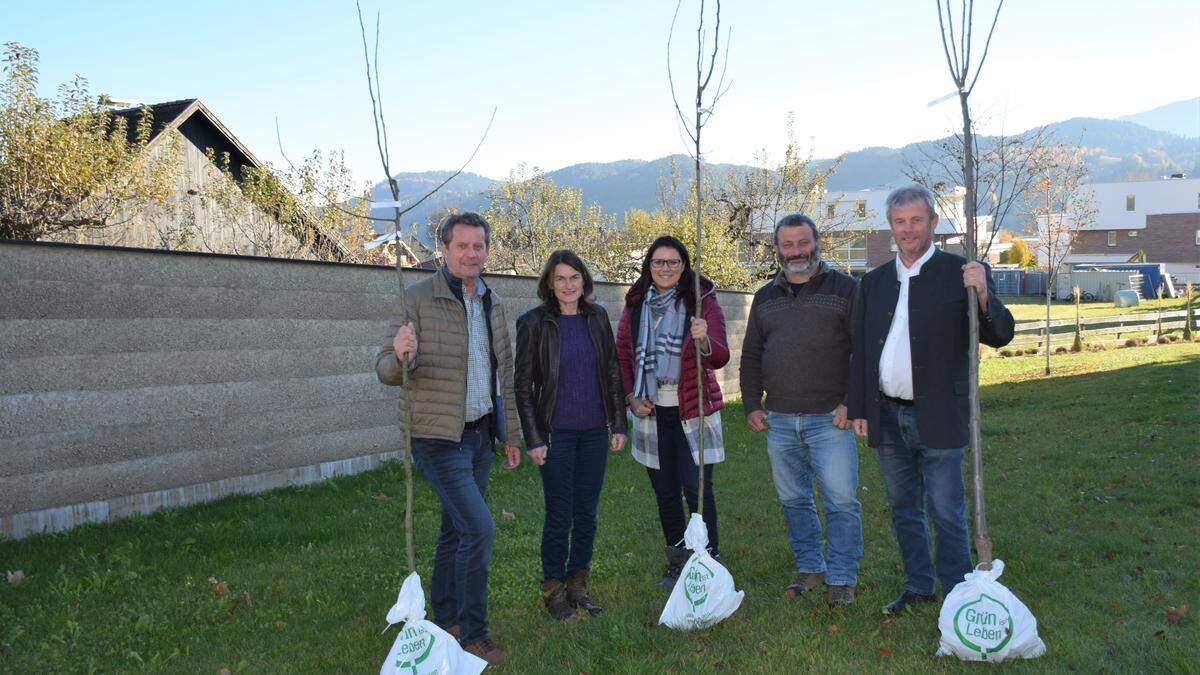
[107,99,349,260]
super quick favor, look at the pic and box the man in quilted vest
[375,212,521,666]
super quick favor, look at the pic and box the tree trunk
[694,104,706,519]
[960,92,993,569]
[1045,271,1052,375]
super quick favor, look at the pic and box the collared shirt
[463,277,494,423]
[878,244,936,400]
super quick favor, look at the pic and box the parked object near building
[989,267,1047,296]
[1114,290,1141,307]
[1058,269,1143,302]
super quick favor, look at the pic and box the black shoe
[655,545,690,591]
[565,568,602,615]
[882,590,938,615]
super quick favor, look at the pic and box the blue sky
[3,0,1197,183]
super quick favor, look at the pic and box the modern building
[1066,176,1200,283]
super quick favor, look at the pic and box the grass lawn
[1001,294,1192,323]
[2,344,1198,673]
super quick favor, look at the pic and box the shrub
[1055,346,1068,354]
[999,349,1013,357]
[1124,338,1139,348]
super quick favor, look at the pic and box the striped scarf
[633,285,685,403]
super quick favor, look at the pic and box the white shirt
[878,244,936,400]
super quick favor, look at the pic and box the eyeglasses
[650,259,683,270]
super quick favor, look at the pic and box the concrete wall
[0,240,752,539]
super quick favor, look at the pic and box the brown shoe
[541,579,576,621]
[826,584,855,608]
[784,571,826,598]
[565,569,603,615]
[463,638,505,666]
[443,624,461,639]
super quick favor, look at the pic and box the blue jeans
[411,427,494,644]
[765,411,863,586]
[539,426,609,581]
[875,400,972,596]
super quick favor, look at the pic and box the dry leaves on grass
[1166,604,1189,624]
[6,570,25,585]
[499,511,516,521]
[208,576,229,597]
[371,492,393,502]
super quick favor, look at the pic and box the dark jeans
[539,426,609,581]
[411,427,494,644]
[875,399,973,596]
[646,405,719,555]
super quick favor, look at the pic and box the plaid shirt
[463,279,494,423]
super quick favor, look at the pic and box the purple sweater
[550,315,608,430]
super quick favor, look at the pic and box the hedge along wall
[0,240,753,539]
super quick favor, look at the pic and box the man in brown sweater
[740,214,863,609]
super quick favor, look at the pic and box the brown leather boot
[541,578,575,620]
[565,568,602,615]
[462,638,505,666]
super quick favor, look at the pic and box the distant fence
[996,309,1195,352]
[0,239,753,539]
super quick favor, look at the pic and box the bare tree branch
[966,0,1005,93]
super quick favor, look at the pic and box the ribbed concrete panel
[1,318,382,358]
[0,399,398,478]
[1,279,395,320]
[0,373,389,437]
[2,451,400,540]
[0,242,424,293]
[0,240,752,538]
[0,346,379,395]
[1,426,398,513]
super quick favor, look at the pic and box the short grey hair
[439,211,491,247]
[884,184,937,224]
[773,213,819,248]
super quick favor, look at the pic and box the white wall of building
[1078,177,1200,230]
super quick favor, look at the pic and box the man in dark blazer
[846,184,1014,615]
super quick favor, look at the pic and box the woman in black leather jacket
[514,249,627,621]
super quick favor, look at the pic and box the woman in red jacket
[616,236,729,590]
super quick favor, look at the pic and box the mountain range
[370,98,1200,244]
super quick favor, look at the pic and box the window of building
[826,203,836,220]
[855,200,867,218]
[1195,229,1200,246]
[890,239,898,252]
[830,235,867,264]
[1107,231,1117,247]
[1126,195,1135,211]
[1128,230,1138,237]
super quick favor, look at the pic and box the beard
[780,246,820,275]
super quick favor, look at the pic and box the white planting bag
[659,513,744,631]
[380,572,487,675]
[936,560,1046,662]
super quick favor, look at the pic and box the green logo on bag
[953,593,1013,660]
[683,559,715,612]
[392,624,436,674]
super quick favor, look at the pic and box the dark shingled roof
[108,98,197,145]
